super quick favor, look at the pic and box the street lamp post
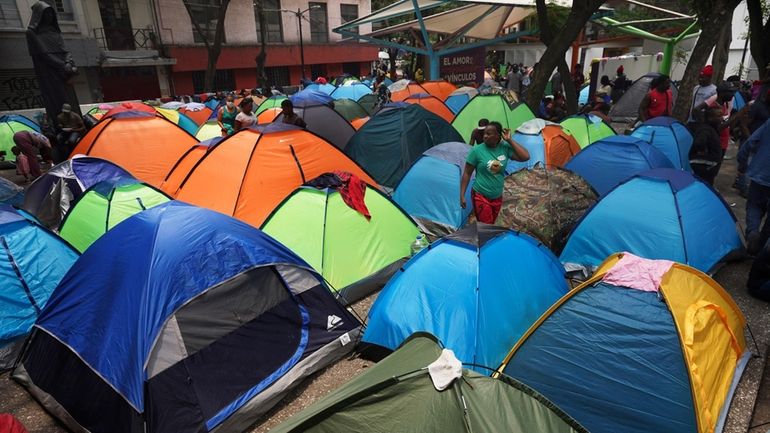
[264,5,320,81]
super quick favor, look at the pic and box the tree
[254,0,269,89]
[711,8,734,82]
[671,0,742,121]
[525,0,605,114]
[747,0,770,80]
[182,0,231,92]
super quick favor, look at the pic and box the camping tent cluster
[0,78,751,433]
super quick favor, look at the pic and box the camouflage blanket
[494,165,598,253]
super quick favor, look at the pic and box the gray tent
[275,101,355,150]
[608,73,678,124]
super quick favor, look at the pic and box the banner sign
[440,47,485,85]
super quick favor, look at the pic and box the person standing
[460,121,530,224]
[689,107,724,185]
[610,66,629,104]
[738,117,770,254]
[697,82,737,176]
[688,65,717,126]
[375,81,391,110]
[638,75,673,122]
[234,98,256,132]
[469,118,489,146]
[217,94,238,136]
[506,64,521,98]
[572,63,585,99]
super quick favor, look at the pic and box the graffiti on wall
[0,72,44,111]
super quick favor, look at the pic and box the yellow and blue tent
[154,107,199,136]
[497,252,749,433]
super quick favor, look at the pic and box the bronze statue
[26,1,81,127]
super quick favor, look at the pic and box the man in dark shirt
[55,103,85,159]
[469,118,489,145]
[689,107,723,185]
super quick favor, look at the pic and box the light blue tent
[445,93,471,114]
[304,83,337,95]
[560,168,744,274]
[363,223,569,371]
[331,83,373,101]
[630,116,693,171]
[578,84,589,105]
[564,135,675,195]
[177,112,199,136]
[0,205,78,369]
[393,142,473,236]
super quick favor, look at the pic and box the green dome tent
[357,94,378,115]
[59,179,171,252]
[333,98,369,122]
[451,95,535,143]
[345,104,463,188]
[255,96,288,116]
[559,114,616,149]
[271,333,587,433]
[261,175,419,304]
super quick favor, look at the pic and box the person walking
[460,121,530,224]
[738,117,770,254]
[689,107,724,185]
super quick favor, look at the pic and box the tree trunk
[747,0,770,80]
[183,0,231,93]
[526,0,605,114]
[558,60,578,114]
[711,9,733,82]
[672,0,742,121]
[254,0,268,88]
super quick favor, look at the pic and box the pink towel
[602,253,674,293]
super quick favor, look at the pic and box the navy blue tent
[289,89,335,106]
[363,223,568,371]
[15,202,362,433]
[0,205,78,369]
[346,104,464,188]
[565,135,675,195]
[560,169,744,274]
[630,116,693,171]
[274,100,355,150]
[393,142,473,236]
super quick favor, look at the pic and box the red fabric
[646,88,672,119]
[0,414,28,433]
[472,190,502,224]
[334,171,371,220]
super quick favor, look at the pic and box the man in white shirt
[688,65,717,125]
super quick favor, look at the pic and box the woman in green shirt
[460,121,530,223]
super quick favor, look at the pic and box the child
[12,147,30,182]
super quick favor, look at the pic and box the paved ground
[0,144,765,432]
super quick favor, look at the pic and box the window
[340,4,357,34]
[0,0,22,28]
[192,69,235,93]
[53,0,75,22]
[254,0,283,43]
[189,0,225,44]
[309,2,327,43]
[266,66,289,87]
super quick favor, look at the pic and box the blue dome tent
[289,89,335,106]
[331,83,373,101]
[565,135,675,195]
[0,205,78,369]
[363,223,568,371]
[560,169,744,274]
[393,142,473,236]
[15,202,362,433]
[631,116,693,171]
[303,83,336,95]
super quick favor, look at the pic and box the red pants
[472,190,502,224]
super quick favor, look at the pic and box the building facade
[0,0,375,108]
[162,0,377,94]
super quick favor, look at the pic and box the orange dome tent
[178,106,213,126]
[351,117,369,130]
[103,101,157,118]
[420,80,456,101]
[161,124,378,227]
[390,82,429,102]
[258,107,282,124]
[70,111,199,187]
[403,94,455,123]
[506,119,582,173]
